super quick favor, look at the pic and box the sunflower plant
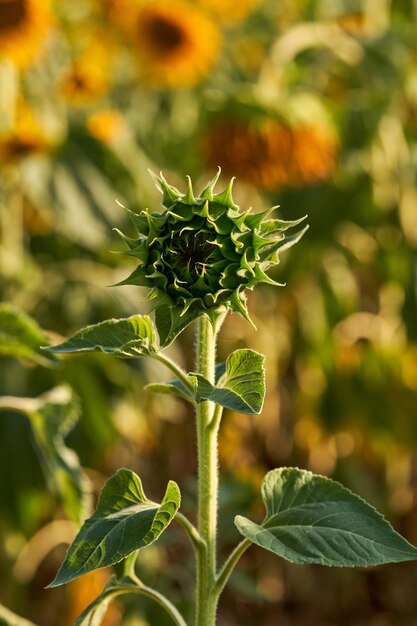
[45,172,417,626]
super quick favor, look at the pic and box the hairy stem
[195,315,219,626]
[214,539,251,597]
[176,512,205,553]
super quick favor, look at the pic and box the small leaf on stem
[48,469,180,587]
[191,348,265,414]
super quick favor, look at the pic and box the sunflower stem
[195,314,220,626]
[176,512,205,554]
[214,538,251,597]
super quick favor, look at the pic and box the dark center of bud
[0,0,26,32]
[142,14,185,55]
[173,231,212,268]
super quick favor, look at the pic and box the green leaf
[191,349,265,415]
[215,361,227,382]
[45,315,158,357]
[0,304,56,367]
[31,141,131,249]
[48,469,180,587]
[0,386,91,526]
[47,161,109,249]
[29,386,92,525]
[73,575,138,626]
[259,224,309,261]
[154,303,199,348]
[235,467,417,567]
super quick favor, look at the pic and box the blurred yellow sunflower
[60,62,109,106]
[0,0,53,68]
[60,39,113,105]
[86,109,124,143]
[0,101,52,162]
[199,0,260,25]
[119,0,221,89]
[203,119,337,190]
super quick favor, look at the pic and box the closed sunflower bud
[116,171,307,342]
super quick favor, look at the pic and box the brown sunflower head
[203,109,337,190]
[203,119,293,190]
[0,0,26,31]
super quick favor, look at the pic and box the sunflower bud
[117,171,307,344]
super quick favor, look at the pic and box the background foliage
[1,0,417,625]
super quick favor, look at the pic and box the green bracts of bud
[116,170,308,339]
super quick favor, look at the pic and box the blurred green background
[1,0,417,625]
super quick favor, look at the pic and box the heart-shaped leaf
[48,469,180,587]
[235,467,417,567]
[191,349,265,414]
[45,315,158,357]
